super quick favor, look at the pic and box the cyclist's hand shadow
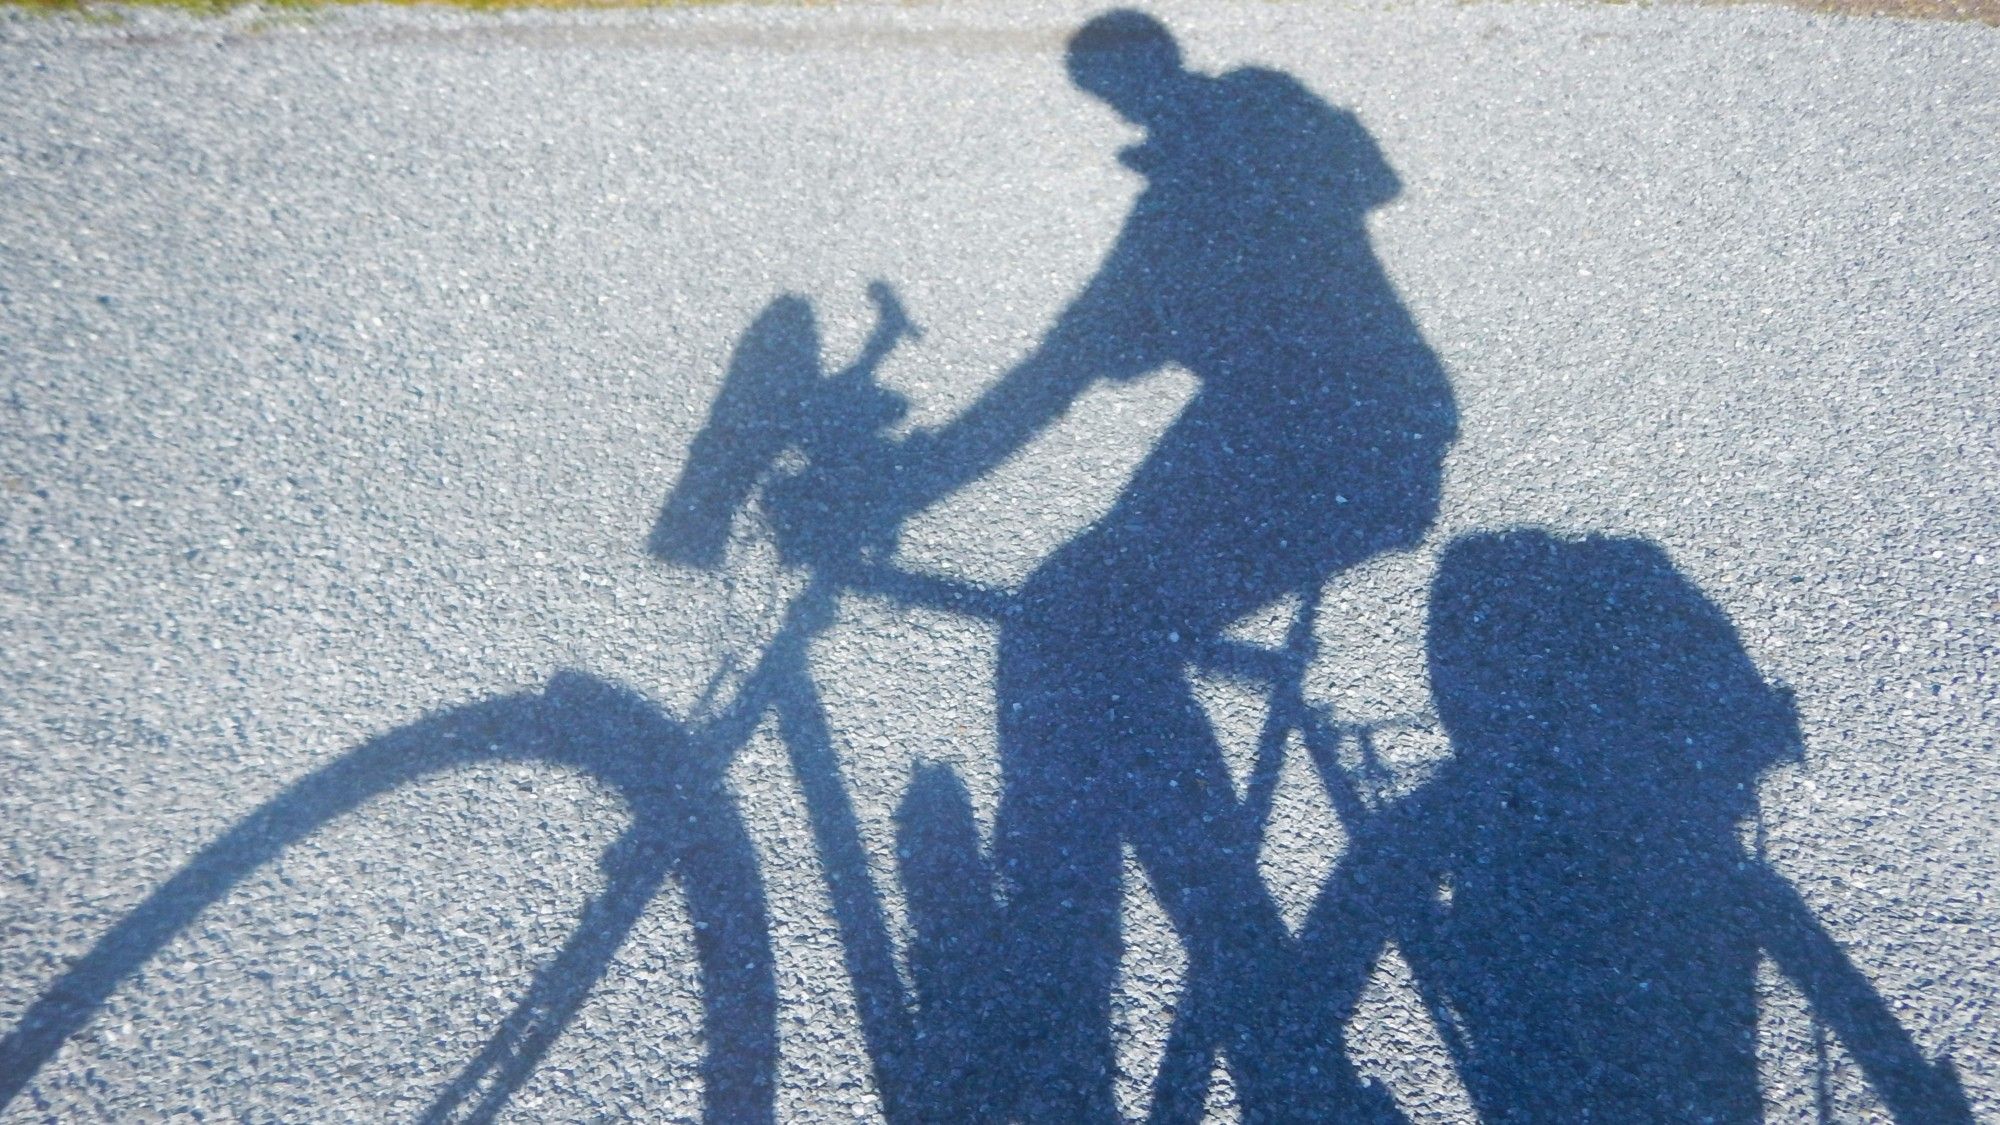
[764,283,925,574]
[763,431,912,574]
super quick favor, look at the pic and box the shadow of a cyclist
[6,10,1970,1125]
[655,10,1458,1110]
[870,12,1453,1120]
[723,13,1964,1123]
[669,8,1450,1120]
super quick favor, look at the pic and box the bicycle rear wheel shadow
[0,671,777,1124]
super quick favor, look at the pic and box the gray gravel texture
[1,1,1995,1121]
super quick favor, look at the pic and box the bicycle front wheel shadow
[0,671,777,1124]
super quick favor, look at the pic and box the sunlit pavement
[2,2,1994,1120]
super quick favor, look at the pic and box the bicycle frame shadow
[635,10,1970,1121]
[0,672,779,1124]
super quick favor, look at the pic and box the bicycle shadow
[646,10,1966,1124]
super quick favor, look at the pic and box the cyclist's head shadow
[1065,9,1188,128]
[1067,8,1399,217]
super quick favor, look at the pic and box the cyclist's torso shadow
[954,20,1455,1122]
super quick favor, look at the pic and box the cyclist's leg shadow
[892,763,1016,1121]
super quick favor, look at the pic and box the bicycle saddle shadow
[0,672,778,1125]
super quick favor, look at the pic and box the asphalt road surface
[2,1,1995,1121]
